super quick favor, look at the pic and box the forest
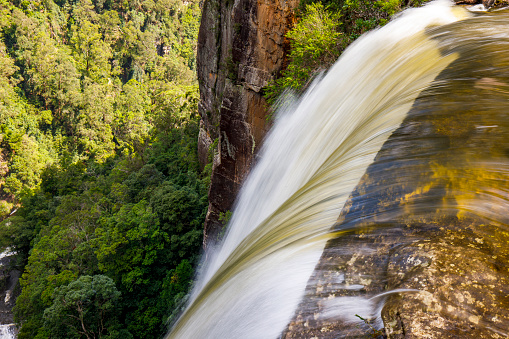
[0,0,206,337]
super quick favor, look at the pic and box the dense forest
[0,0,431,337]
[0,0,206,337]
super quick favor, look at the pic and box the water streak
[284,7,509,337]
[167,2,473,338]
[0,325,16,339]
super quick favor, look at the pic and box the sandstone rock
[197,0,298,247]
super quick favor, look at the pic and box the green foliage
[375,0,403,16]
[219,210,232,226]
[0,0,203,211]
[112,79,151,156]
[265,0,430,108]
[0,0,206,338]
[284,3,341,79]
[218,210,232,239]
[159,259,194,324]
[70,20,112,80]
[43,275,127,339]
[13,120,208,338]
[264,3,343,105]
[11,101,208,337]
[225,55,239,82]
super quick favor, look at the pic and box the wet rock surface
[282,13,509,338]
[0,250,20,334]
[382,226,509,339]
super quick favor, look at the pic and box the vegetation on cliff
[265,0,428,105]
[0,0,205,337]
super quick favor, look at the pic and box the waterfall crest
[168,2,509,338]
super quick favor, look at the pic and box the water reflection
[283,9,509,338]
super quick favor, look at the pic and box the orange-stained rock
[197,0,298,247]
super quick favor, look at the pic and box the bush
[264,3,343,106]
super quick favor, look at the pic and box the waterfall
[169,1,509,338]
[0,325,16,339]
[0,248,18,339]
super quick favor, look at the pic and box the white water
[168,2,471,338]
[0,249,15,262]
[0,249,17,339]
[0,325,16,339]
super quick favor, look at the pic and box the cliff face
[0,250,19,336]
[197,0,298,246]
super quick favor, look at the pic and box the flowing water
[0,249,17,339]
[168,1,509,337]
[0,325,16,339]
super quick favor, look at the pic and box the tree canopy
[0,0,206,337]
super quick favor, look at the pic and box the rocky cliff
[0,250,19,338]
[196,0,299,246]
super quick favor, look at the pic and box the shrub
[264,3,343,106]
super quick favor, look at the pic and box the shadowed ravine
[168,2,509,338]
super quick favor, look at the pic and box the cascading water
[169,1,509,338]
[0,325,16,339]
[0,248,17,339]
